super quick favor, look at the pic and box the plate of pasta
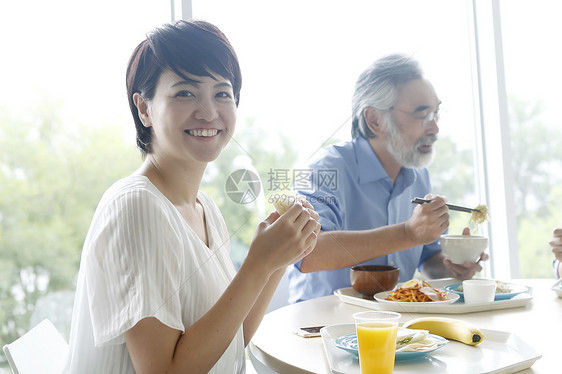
[374,280,460,304]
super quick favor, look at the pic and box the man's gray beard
[385,117,436,168]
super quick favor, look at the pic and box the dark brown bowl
[350,265,400,298]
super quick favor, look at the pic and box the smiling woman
[62,19,320,374]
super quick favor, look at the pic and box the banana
[402,317,484,346]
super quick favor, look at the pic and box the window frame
[469,0,519,278]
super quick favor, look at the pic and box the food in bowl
[440,234,488,264]
[385,280,449,302]
[350,265,399,297]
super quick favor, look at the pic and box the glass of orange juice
[353,311,401,374]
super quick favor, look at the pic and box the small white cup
[463,279,496,304]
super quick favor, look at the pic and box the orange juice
[356,322,398,374]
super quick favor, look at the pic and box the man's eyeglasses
[390,107,440,127]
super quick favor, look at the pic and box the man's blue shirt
[287,137,441,303]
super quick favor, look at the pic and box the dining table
[248,279,561,373]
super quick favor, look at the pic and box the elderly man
[287,54,485,303]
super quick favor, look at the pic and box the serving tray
[335,279,533,314]
[320,323,541,374]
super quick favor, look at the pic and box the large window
[499,0,562,278]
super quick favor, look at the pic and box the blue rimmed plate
[334,333,447,361]
[444,282,529,301]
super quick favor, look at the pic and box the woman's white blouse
[64,175,245,373]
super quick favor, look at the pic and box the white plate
[374,290,460,304]
[320,323,541,374]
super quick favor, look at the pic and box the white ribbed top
[63,175,245,373]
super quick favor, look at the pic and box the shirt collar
[354,137,389,184]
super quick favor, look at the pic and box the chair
[3,319,69,374]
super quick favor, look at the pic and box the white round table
[249,279,561,373]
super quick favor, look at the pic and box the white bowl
[440,235,488,264]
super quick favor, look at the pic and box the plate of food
[444,280,529,301]
[374,280,460,305]
[320,323,541,374]
[334,328,448,361]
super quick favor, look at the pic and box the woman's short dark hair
[126,20,242,155]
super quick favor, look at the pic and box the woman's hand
[248,201,321,275]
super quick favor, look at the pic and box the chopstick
[411,197,481,213]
